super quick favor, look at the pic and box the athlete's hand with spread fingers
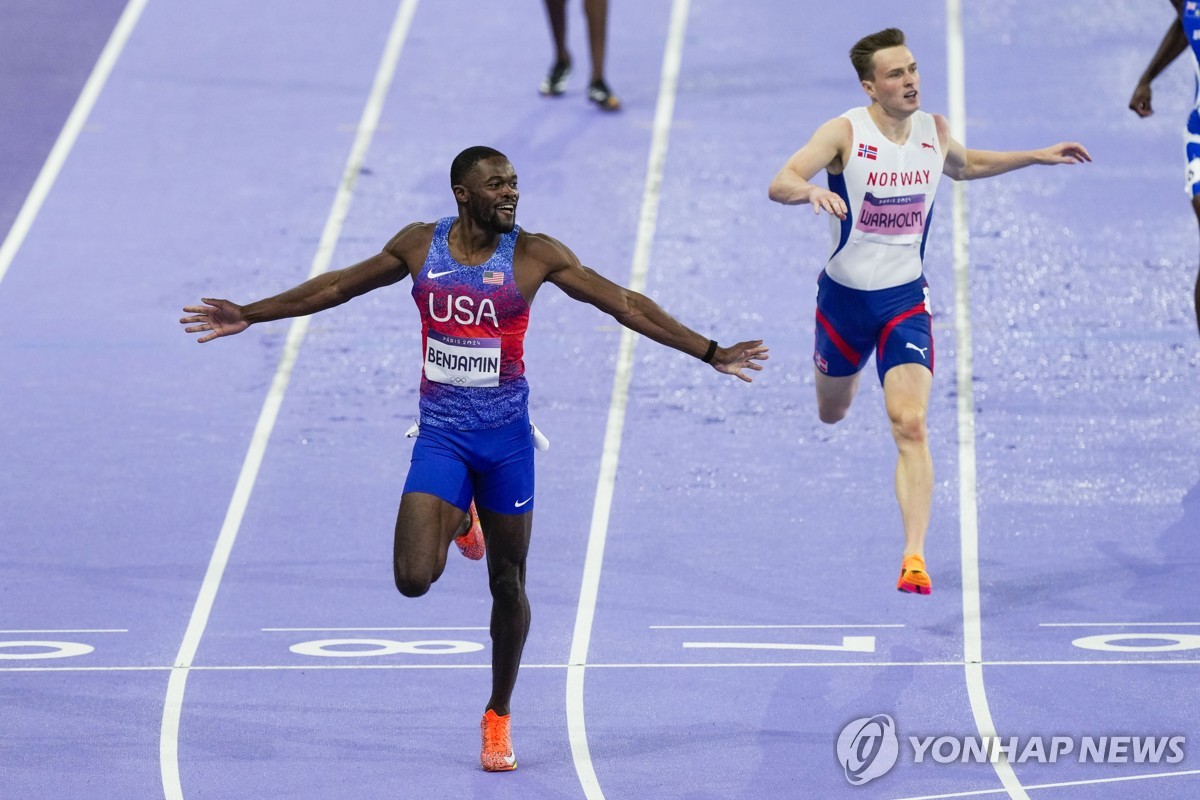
[709,340,770,383]
[180,298,250,343]
[808,187,848,220]
[1039,142,1092,165]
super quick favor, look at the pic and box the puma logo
[905,342,929,359]
[921,142,936,151]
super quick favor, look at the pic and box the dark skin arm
[514,231,768,382]
[1130,0,1187,117]
[180,223,432,342]
[183,220,767,380]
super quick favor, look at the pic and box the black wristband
[701,339,718,364]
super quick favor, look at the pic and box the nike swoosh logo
[514,496,533,508]
[427,268,456,279]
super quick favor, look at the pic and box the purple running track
[1,1,1197,799]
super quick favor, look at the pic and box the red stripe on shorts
[815,308,862,368]
[877,303,930,362]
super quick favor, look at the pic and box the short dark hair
[450,146,507,187]
[849,28,906,81]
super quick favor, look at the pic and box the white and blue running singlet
[812,107,943,382]
[825,107,943,290]
[1182,0,1200,195]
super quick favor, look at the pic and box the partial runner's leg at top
[539,0,572,96]
[582,0,620,110]
[539,0,619,108]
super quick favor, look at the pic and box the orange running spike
[897,554,932,595]
[454,501,485,561]
[480,709,517,772]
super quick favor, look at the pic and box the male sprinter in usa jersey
[769,28,1089,595]
[181,146,768,772]
[1130,0,1200,339]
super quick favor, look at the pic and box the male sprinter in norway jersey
[1130,0,1200,339]
[181,146,768,772]
[768,28,1089,595]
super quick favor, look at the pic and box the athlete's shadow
[1161,478,1200,544]
[1097,477,1200,612]
[1147,477,1200,608]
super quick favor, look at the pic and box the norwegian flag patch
[857,143,878,160]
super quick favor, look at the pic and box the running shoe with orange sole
[587,79,621,111]
[897,554,932,595]
[481,709,517,772]
[454,501,485,561]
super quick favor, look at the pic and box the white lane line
[0,0,151,288]
[261,627,488,632]
[893,767,1200,800]
[158,3,421,798]
[651,624,904,629]
[945,2,1028,799]
[7,657,1200,674]
[683,638,876,653]
[0,629,128,634]
[565,1,692,797]
[1040,622,1200,627]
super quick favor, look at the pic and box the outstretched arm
[1130,2,1187,117]
[536,237,769,382]
[942,135,1091,182]
[768,117,851,219]
[180,227,417,343]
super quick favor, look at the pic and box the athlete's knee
[818,403,849,425]
[393,570,432,598]
[815,373,858,424]
[889,404,927,444]
[393,560,443,598]
[818,393,852,424]
[488,568,526,608]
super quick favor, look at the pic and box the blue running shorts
[402,413,536,515]
[1185,107,1200,196]
[813,271,934,384]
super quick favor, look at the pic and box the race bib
[857,192,926,240]
[424,330,501,387]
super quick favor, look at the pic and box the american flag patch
[482,270,504,286]
[857,143,878,160]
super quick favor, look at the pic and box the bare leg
[582,0,608,83]
[1191,195,1200,338]
[1194,269,1200,339]
[392,491,468,597]
[542,0,569,64]
[882,364,933,557]
[814,368,862,424]
[478,507,532,716]
[394,492,529,715]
